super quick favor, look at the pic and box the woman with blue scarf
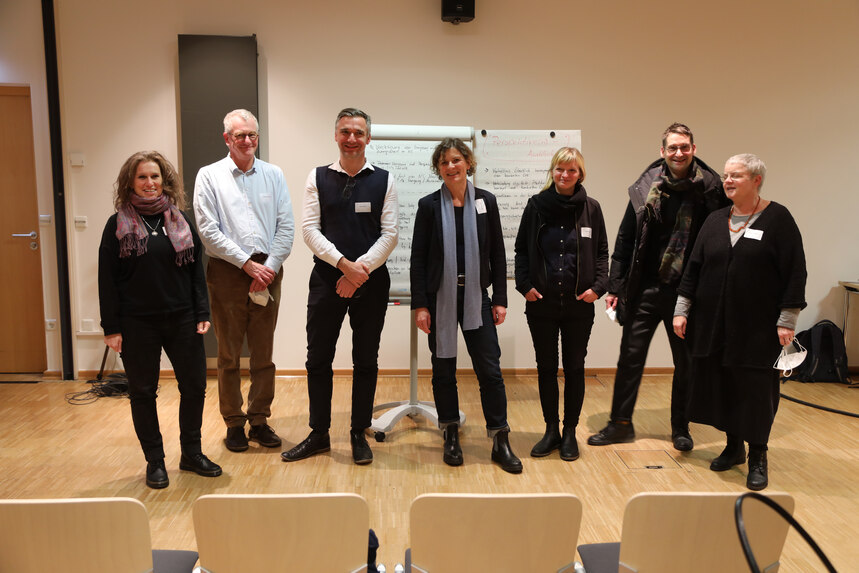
[410,138,522,474]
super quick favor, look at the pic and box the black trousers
[526,297,595,428]
[427,291,508,431]
[120,311,207,462]
[305,264,390,432]
[611,284,690,427]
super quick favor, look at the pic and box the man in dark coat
[588,123,727,450]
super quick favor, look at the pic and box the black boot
[442,424,463,466]
[491,430,522,474]
[709,434,746,472]
[530,423,561,457]
[747,446,768,491]
[559,426,579,461]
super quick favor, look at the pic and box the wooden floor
[1,373,857,570]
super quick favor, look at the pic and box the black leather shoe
[281,431,331,462]
[442,424,463,466]
[248,424,282,448]
[180,453,223,477]
[146,460,169,489]
[710,442,747,472]
[530,424,561,458]
[350,430,373,465]
[224,426,249,452]
[587,421,635,446]
[559,427,579,462]
[491,430,523,474]
[747,449,768,491]
[671,425,694,452]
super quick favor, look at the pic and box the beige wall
[4,0,859,375]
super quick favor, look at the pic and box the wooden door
[0,86,47,372]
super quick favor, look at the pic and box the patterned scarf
[644,161,705,285]
[116,194,194,266]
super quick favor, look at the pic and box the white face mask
[773,339,807,376]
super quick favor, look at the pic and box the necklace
[141,216,162,236]
[728,195,761,233]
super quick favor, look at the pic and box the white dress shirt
[302,160,398,273]
[194,155,294,272]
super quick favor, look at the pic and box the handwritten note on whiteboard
[474,130,582,276]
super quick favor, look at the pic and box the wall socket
[45,319,57,331]
[80,319,96,332]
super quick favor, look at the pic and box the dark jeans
[526,297,595,428]
[305,264,390,432]
[428,291,508,430]
[612,284,690,427]
[120,311,207,462]
[207,256,283,428]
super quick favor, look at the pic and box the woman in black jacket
[99,151,221,489]
[410,138,522,474]
[514,147,609,461]
[673,154,806,490]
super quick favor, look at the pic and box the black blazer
[410,187,507,310]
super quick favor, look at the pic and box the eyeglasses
[231,132,259,141]
[342,176,356,199]
[721,171,749,182]
[665,144,693,154]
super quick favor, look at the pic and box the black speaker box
[441,0,475,23]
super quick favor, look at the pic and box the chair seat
[576,542,620,573]
[153,549,199,573]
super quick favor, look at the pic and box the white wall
[6,0,859,375]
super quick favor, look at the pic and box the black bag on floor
[787,320,850,383]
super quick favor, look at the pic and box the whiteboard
[366,126,581,297]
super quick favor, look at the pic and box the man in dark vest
[588,123,727,451]
[282,108,399,465]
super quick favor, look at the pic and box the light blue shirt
[194,155,294,272]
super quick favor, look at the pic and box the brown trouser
[207,255,282,428]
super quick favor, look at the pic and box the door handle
[12,231,37,238]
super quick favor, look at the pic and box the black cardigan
[410,187,507,310]
[513,185,609,298]
[677,202,807,368]
[98,211,210,335]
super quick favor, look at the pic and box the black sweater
[98,211,209,336]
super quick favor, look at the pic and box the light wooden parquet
[0,373,857,570]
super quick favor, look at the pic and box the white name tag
[475,198,487,214]
[744,228,763,240]
[581,227,592,238]
[355,202,372,213]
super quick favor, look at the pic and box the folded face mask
[248,288,273,307]
[773,339,807,376]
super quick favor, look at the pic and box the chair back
[0,497,154,573]
[617,492,794,572]
[409,493,582,572]
[193,493,369,572]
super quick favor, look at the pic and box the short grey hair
[727,153,767,189]
[335,108,371,132]
[223,109,259,134]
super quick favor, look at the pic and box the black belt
[250,253,269,263]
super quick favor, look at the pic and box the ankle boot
[530,423,561,457]
[491,430,522,474]
[442,424,463,466]
[710,434,746,472]
[559,426,579,461]
[747,446,768,491]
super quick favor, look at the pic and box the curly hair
[113,151,185,211]
[430,138,476,179]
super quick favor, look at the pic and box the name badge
[475,198,487,214]
[744,228,763,240]
[581,227,592,238]
[355,202,372,213]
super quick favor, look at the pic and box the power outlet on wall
[45,319,57,331]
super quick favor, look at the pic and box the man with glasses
[282,108,398,465]
[194,108,294,453]
[588,123,726,451]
